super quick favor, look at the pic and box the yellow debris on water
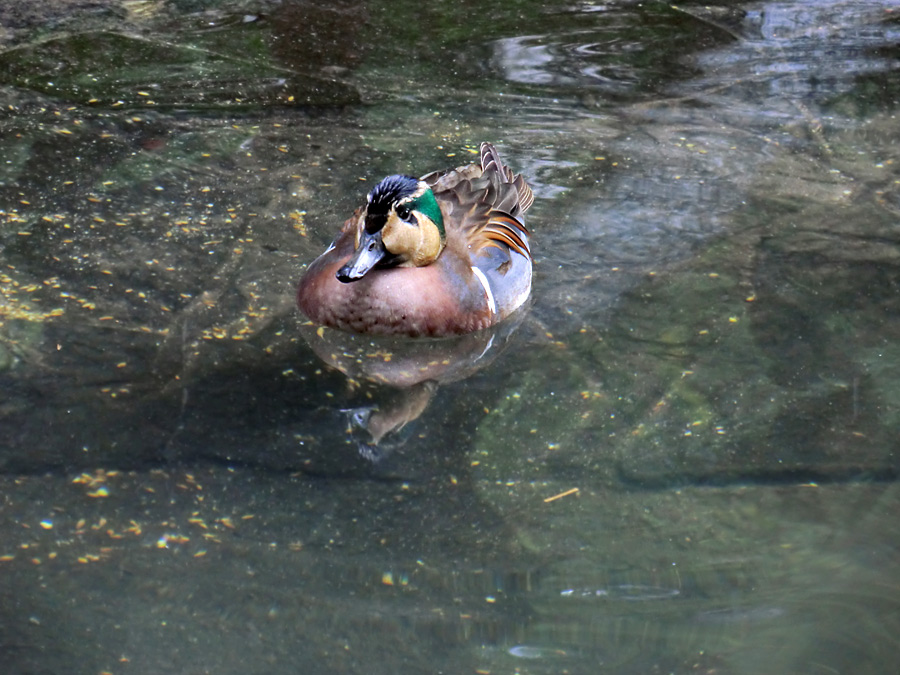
[543,487,579,503]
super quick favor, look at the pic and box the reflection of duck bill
[344,381,437,448]
[298,304,527,388]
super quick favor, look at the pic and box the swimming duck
[297,142,534,337]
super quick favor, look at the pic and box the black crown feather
[366,174,419,228]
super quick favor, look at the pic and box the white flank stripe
[471,266,497,315]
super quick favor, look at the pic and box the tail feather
[480,142,534,214]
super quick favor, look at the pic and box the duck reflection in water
[298,311,526,459]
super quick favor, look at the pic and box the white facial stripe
[471,266,497,315]
[396,182,428,207]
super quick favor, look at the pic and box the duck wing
[423,142,533,258]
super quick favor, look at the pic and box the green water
[1,1,899,673]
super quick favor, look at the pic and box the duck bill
[336,229,388,283]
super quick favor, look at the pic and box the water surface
[1,1,899,673]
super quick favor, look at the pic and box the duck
[297,142,534,337]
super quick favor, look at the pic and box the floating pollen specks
[157,534,190,548]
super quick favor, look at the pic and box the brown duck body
[297,143,534,337]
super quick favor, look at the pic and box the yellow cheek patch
[382,211,443,267]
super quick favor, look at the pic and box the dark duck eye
[395,203,414,222]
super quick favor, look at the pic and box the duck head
[336,174,446,283]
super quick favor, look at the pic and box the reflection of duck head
[298,310,526,452]
[344,381,437,452]
[297,142,533,337]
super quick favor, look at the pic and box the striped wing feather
[426,143,533,259]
